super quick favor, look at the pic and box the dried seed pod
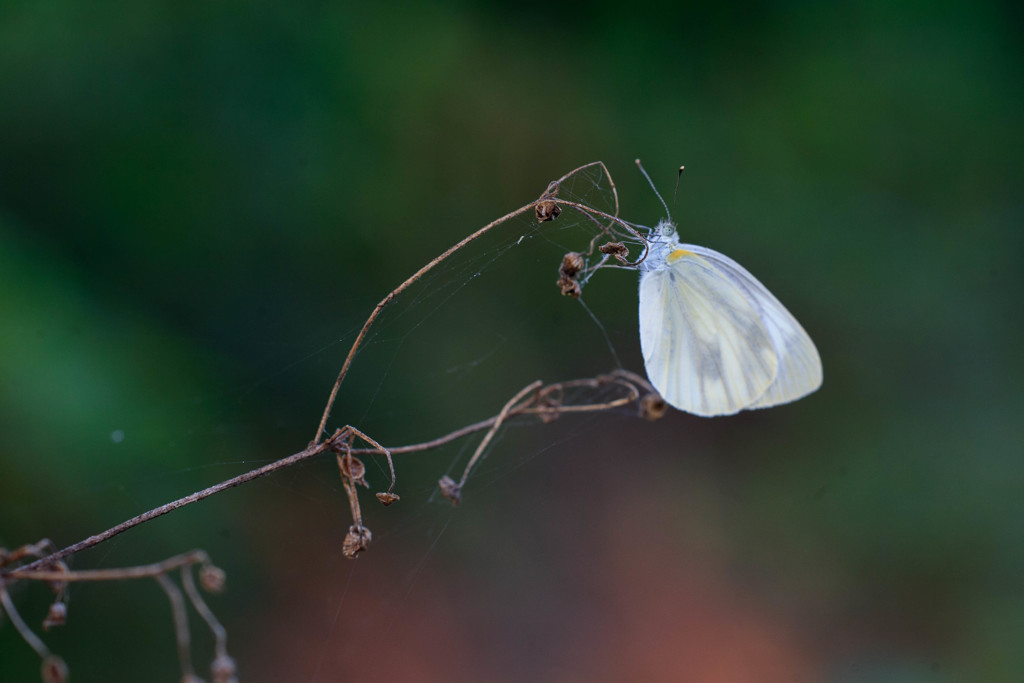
[342,525,372,558]
[42,602,67,631]
[336,454,369,488]
[40,655,69,683]
[535,200,561,222]
[535,180,561,222]
[559,252,585,277]
[375,492,400,506]
[199,564,227,594]
[211,654,238,683]
[599,242,629,262]
[556,275,581,299]
[639,393,668,421]
[438,476,462,506]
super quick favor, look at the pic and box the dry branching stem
[0,161,672,680]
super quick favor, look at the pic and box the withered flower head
[342,525,373,558]
[199,564,227,593]
[337,454,369,488]
[599,242,629,262]
[375,492,400,506]
[535,200,561,222]
[639,393,668,421]
[42,602,67,631]
[438,476,462,506]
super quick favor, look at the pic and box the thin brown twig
[311,161,622,447]
[5,371,647,580]
[455,380,542,488]
[10,445,328,575]
[5,162,645,579]
[0,586,51,658]
[181,566,228,658]
[156,573,195,681]
[6,551,209,583]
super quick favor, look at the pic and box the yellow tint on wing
[666,248,695,264]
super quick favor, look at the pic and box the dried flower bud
[535,200,561,222]
[599,242,629,262]
[41,655,69,683]
[535,180,561,222]
[438,476,462,506]
[639,393,668,421]
[559,252,585,277]
[211,654,238,683]
[536,405,560,424]
[199,564,227,594]
[375,492,400,506]
[556,275,581,299]
[42,602,67,631]
[342,525,372,558]
[336,454,368,488]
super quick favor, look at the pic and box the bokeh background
[2,2,1022,681]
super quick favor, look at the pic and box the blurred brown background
[2,2,1022,681]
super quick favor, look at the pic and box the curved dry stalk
[0,586,51,658]
[311,161,623,447]
[181,566,228,659]
[6,370,649,578]
[156,573,195,681]
[6,162,647,577]
[457,380,542,486]
[7,551,210,583]
[10,445,328,575]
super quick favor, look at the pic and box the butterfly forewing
[639,249,779,416]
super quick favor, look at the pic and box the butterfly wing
[639,248,779,416]
[677,244,823,410]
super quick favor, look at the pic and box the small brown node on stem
[535,385,564,424]
[337,454,369,488]
[556,275,581,298]
[557,252,585,298]
[342,525,372,558]
[535,200,561,222]
[199,564,227,594]
[639,392,668,421]
[535,180,561,222]
[211,654,238,683]
[560,252,585,277]
[438,476,462,506]
[42,601,67,631]
[375,492,400,506]
[41,655,69,683]
[599,241,630,263]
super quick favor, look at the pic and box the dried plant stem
[311,161,621,447]
[455,380,542,488]
[9,446,328,575]
[7,550,209,583]
[156,573,196,680]
[0,586,51,658]
[181,566,228,659]
[5,162,641,578]
[7,371,647,578]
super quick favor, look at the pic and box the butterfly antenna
[635,158,672,221]
[673,165,685,207]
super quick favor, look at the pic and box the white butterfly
[638,219,822,416]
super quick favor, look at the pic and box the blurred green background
[2,1,1022,681]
